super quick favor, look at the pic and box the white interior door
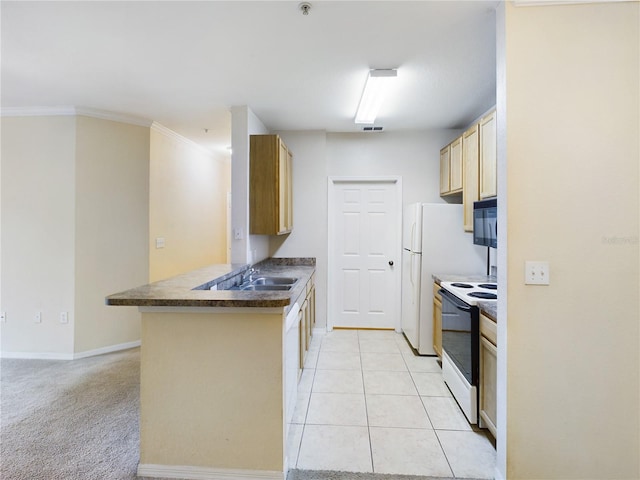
[328,178,401,330]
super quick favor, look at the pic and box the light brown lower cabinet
[298,275,316,372]
[298,303,307,371]
[479,313,497,437]
[432,282,442,357]
[307,281,316,345]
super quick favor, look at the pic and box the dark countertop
[432,273,498,321]
[477,301,497,321]
[106,258,315,309]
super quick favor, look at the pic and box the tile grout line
[433,428,456,478]
[294,332,321,469]
[400,335,457,478]
[358,330,376,474]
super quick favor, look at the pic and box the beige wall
[503,2,639,478]
[74,116,149,354]
[1,116,77,355]
[0,114,150,358]
[149,126,231,282]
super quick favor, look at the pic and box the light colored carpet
[0,348,477,480]
[1,348,141,480]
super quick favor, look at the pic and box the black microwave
[473,198,497,248]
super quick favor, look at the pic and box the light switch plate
[525,261,550,285]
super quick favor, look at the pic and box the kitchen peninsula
[106,258,316,480]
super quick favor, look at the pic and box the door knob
[388,260,394,266]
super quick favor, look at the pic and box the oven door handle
[439,288,472,312]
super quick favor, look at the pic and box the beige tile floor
[287,329,496,478]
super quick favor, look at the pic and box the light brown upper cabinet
[449,136,463,193]
[250,134,293,235]
[462,124,480,232]
[479,110,497,199]
[440,136,463,196]
[439,108,497,230]
[439,145,451,195]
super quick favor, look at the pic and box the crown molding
[512,0,630,6]
[151,121,214,157]
[1,106,152,127]
[75,107,152,127]
[1,107,217,155]
[1,106,76,117]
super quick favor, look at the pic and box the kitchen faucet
[242,267,259,283]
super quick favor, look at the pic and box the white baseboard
[1,351,75,360]
[73,340,141,359]
[137,464,285,480]
[1,340,141,360]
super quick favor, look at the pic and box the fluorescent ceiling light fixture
[354,69,398,125]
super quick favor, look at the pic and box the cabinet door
[250,135,278,235]
[278,141,289,234]
[304,297,311,350]
[479,110,497,199]
[309,283,316,332]
[449,136,463,193]
[462,124,480,231]
[298,308,306,370]
[440,146,450,195]
[285,148,293,232]
[250,134,293,235]
[480,335,497,437]
[432,283,442,357]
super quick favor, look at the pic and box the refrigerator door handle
[410,223,416,250]
[410,253,415,287]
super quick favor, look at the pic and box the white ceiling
[1,1,498,156]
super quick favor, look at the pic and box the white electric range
[437,280,497,425]
[440,281,497,305]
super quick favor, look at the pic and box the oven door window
[440,290,475,384]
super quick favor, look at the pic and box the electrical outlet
[60,312,69,324]
[0,312,6,323]
[525,261,550,285]
[34,311,42,323]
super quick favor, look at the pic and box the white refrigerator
[401,203,486,355]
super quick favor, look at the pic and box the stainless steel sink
[222,275,299,291]
[251,276,298,286]
[241,284,292,291]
